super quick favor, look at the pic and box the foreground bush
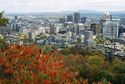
[0,45,78,84]
[62,47,125,84]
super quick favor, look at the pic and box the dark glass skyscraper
[118,25,125,37]
[67,15,73,22]
[120,18,125,25]
[90,23,101,35]
[81,17,87,24]
[74,12,80,23]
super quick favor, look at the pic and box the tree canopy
[0,11,8,26]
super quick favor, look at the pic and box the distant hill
[6,10,125,17]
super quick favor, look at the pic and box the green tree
[0,11,8,26]
[0,11,8,49]
[0,36,7,49]
[94,36,106,44]
[77,38,81,43]
[111,58,125,84]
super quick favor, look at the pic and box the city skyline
[0,0,125,13]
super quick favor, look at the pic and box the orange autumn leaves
[0,45,78,84]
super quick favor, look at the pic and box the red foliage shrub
[0,44,78,83]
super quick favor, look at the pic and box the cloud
[0,0,125,13]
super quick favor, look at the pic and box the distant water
[6,12,125,18]
[81,13,125,17]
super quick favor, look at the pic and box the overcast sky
[0,0,125,13]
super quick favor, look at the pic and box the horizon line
[3,10,125,14]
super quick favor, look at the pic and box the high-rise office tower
[74,12,80,23]
[76,23,84,35]
[102,11,112,21]
[84,31,93,42]
[84,31,94,47]
[118,18,125,37]
[90,23,101,35]
[49,24,57,34]
[100,12,112,34]
[59,17,66,23]
[118,25,125,37]
[67,15,73,22]
[15,16,18,20]
[81,17,87,24]
[110,15,112,21]
[11,23,20,32]
[120,18,125,26]
[103,21,119,38]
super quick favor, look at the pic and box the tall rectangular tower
[74,12,80,23]
[103,21,119,38]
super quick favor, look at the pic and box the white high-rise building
[84,31,93,42]
[102,11,112,21]
[76,23,84,35]
[103,21,119,38]
[73,23,84,35]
